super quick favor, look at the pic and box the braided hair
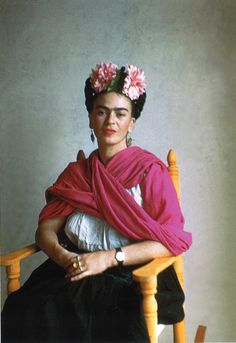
[84,72,146,120]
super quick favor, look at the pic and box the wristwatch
[115,247,125,266]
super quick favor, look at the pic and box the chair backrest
[167,149,184,290]
[167,149,186,342]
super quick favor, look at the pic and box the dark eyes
[117,112,126,117]
[97,111,126,118]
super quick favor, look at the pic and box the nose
[106,111,116,125]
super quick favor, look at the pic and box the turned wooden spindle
[6,262,21,294]
[167,150,186,343]
[139,277,158,343]
[167,149,180,201]
[167,150,184,285]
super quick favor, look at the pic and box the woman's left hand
[65,250,115,281]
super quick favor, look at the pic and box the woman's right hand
[65,249,116,282]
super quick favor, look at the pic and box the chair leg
[194,325,207,343]
[173,320,186,343]
[139,277,158,343]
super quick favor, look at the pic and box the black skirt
[1,248,184,343]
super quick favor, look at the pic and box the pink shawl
[39,147,192,255]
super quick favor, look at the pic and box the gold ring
[78,260,83,272]
[72,261,79,269]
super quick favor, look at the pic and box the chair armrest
[0,243,40,266]
[132,255,177,282]
[1,243,41,294]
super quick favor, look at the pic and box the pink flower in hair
[90,62,118,93]
[123,65,146,100]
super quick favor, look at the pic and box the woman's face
[89,92,135,150]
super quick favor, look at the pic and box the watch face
[116,251,125,262]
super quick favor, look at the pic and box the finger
[68,254,82,265]
[65,266,78,277]
[70,270,91,282]
[66,262,86,278]
[66,255,83,273]
[65,268,82,278]
[78,260,86,272]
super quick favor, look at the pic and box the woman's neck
[98,144,127,165]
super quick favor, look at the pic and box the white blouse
[64,184,143,251]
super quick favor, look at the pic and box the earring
[126,132,132,147]
[90,129,95,143]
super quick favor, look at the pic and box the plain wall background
[1,0,236,342]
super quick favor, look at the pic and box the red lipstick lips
[103,129,116,135]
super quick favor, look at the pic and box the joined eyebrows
[95,105,129,112]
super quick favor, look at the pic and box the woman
[2,62,192,343]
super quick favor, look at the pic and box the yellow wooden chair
[1,149,206,343]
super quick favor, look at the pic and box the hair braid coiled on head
[84,78,146,120]
[84,78,96,114]
[131,92,146,120]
